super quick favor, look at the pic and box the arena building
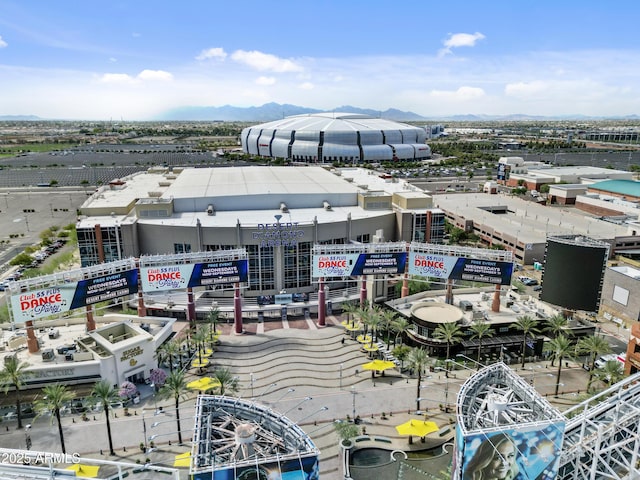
[240,112,432,163]
[76,166,445,303]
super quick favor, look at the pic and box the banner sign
[11,269,138,323]
[409,252,513,285]
[141,260,248,292]
[312,252,407,277]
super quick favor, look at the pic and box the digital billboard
[459,423,564,480]
[409,252,513,285]
[11,269,138,323]
[193,455,319,480]
[312,252,407,277]
[141,260,249,292]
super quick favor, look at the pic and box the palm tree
[576,335,612,392]
[91,380,119,456]
[391,317,410,347]
[34,384,75,453]
[207,305,220,336]
[158,370,189,444]
[592,360,624,390]
[211,367,239,396]
[469,321,494,369]
[341,301,359,327]
[0,357,31,429]
[545,314,572,366]
[334,420,360,444]
[365,308,381,346]
[514,315,540,368]
[543,334,574,397]
[392,345,411,370]
[407,347,429,411]
[379,309,397,350]
[192,328,208,365]
[432,322,463,377]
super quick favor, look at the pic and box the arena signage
[11,269,139,323]
[141,260,248,292]
[409,252,513,285]
[251,222,305,248]
[312,252,407,277]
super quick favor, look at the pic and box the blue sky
[1,0,640,120]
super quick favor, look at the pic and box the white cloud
[440,32,485,56]
[505,81,547,97]
[0,36,7,48]
[98,69,173,84]
[196,47,227,61]
[255,76,276,85]
[98,73,136,84]
[109,57,117,63]
[430,86,486,101]
[230,50,303,73]
[137,69,173,81]
[298,82,314,90]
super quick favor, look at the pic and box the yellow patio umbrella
[361,359,395,371]
[187,377,221,392]
[344,322,361,332]
[356,334,372,344]
[203,347,214,357]
[191,358,210,368]
[362,344,379,353]
[395,419,439,438]
[65,464,100,478]
[173,451,191,467]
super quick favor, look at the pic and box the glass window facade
[247,244,275,291]
[284,241,311,289]
[77,226,122,267]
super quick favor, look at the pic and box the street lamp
[24,424,32,450]
[281,396,312,417]
[272,388,295,405]
[296,406,328,424]
[255,383,277,403]
[351,386,357,422]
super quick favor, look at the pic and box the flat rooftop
[434,193,630,243]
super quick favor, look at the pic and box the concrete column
[136,259,146,317]
[26,320,39,353]
[445,279,454,305]
[86,304,96,332]
[401,273,409,298]
[491,284,501,312]
[234,283,243,334]
[359,276,367,308]
[187,287,196,329]
[318,277,326,327]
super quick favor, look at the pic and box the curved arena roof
[241,112,431,163]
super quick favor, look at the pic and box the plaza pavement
[0,312,622,479]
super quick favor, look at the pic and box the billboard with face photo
[460,422,565,480]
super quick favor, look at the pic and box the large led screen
[540,239,607,311]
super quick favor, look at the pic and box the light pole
[142,409,148,451]
[24,424,32,450]
[351,386,356,421]
[296,406,328,424]
[255,383,277,403]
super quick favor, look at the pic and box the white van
[594,353,625,369]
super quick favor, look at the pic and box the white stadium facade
[240,112,432,163]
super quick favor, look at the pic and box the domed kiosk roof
[241,112,431,162]
[410,301,463,325]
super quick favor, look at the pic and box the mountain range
[2,105,639,122]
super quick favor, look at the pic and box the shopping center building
[76,166,445,303]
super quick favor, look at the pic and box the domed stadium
[241,112,431,163]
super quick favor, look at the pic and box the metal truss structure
[558,372,640,480]
[456,364,640,480]
[190,395,319,478]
